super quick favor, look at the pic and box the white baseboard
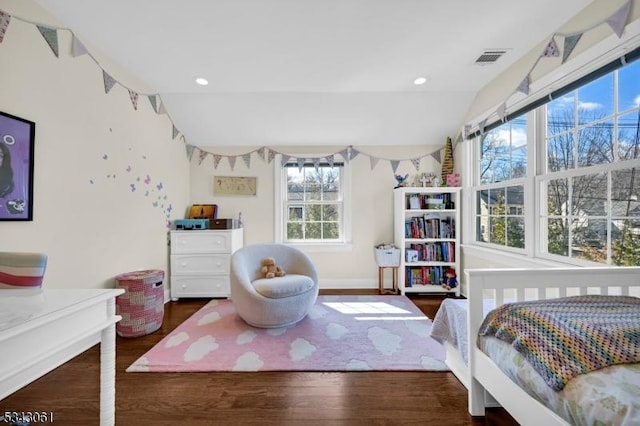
[318,278,377,290]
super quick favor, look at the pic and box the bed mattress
[431,298,640,425]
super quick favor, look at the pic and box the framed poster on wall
[213,176,257,196]
[0,111,35,221]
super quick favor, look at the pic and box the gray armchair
[230,244,319,328]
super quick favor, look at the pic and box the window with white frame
[472,55,640,266]
[475,114,528,250]
[276,159,349,244]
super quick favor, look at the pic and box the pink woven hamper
[115,269,165,337]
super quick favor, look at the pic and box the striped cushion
[0,252,48,289]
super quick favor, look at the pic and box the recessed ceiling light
[194,77,209,86]
[414,77,428,85]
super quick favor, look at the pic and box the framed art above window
[0,111,35,221]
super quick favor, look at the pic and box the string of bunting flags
[0,7,451,172]
[186,144,445,173]
[461,0,632,141]
[0,8,184,141]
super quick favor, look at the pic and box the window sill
[461,244,569,269]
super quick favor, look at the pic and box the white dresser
[170,228,243,300]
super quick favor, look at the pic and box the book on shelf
[404,193,454,210]
[404,215,455,240]
[405,266,446,287]
[405,249,419,262]
[407,242,455,262]
[408,195,420,209]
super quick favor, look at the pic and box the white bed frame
[464,266,640,426]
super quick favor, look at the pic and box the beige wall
[0,0,190,289]
[190,145,444,287]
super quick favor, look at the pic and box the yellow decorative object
[441,137,454,185]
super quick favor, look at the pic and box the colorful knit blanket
[478,295,640,391]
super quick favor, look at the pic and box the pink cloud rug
[126,295,447,372]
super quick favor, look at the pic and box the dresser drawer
[171,231,234,254]
[171,254,230,274]
[171,275,230,298]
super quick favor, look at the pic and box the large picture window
[472,55,640,266]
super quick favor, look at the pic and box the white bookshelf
[393,187,461,297]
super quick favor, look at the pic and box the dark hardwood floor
[0,291,518,425]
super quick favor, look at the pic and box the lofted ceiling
[33,0,596,147]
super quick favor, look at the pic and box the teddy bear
[261,257,286,279]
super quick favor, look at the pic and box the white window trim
[273,154,352,252]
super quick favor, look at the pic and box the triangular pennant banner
[326,154,334,168]
[0,11,11,43]
[172,125,179,140]
[242,153,251,169]
[463,124,472,140]
[37,25,59,57]
[268,149,276,164]
[313,158,320,172]
[516,75,530,95]
[228,156,237,171]
[411,158,421,171]
[390,160,400,173]
[542,37,559,58]
[103,70,116,93]
[257,147,266,162]
[157,101,166,115]
[606,0,631,38]
[431,150,441,164]
[456,133,463,143]
[185,145,195,160]
[297,157,306,172]
[478,119,488,135]
[213,154,222,169]
[128,90,139,110]
[71,34,88,57]
[280,154,291,166]
[349,147,360,161]
[198,150,208,165]
[562,33,583,63]
[496,102,507,121]
[148,95,158,113]
[369,156,379,170]
[339,149,349,162]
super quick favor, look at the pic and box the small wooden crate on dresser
[169,228,243,300]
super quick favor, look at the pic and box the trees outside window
[283,162,344,242]
[473,57,640,266]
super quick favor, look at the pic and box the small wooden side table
[378,266,399,295]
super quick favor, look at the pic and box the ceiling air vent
[475,50,507,65]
